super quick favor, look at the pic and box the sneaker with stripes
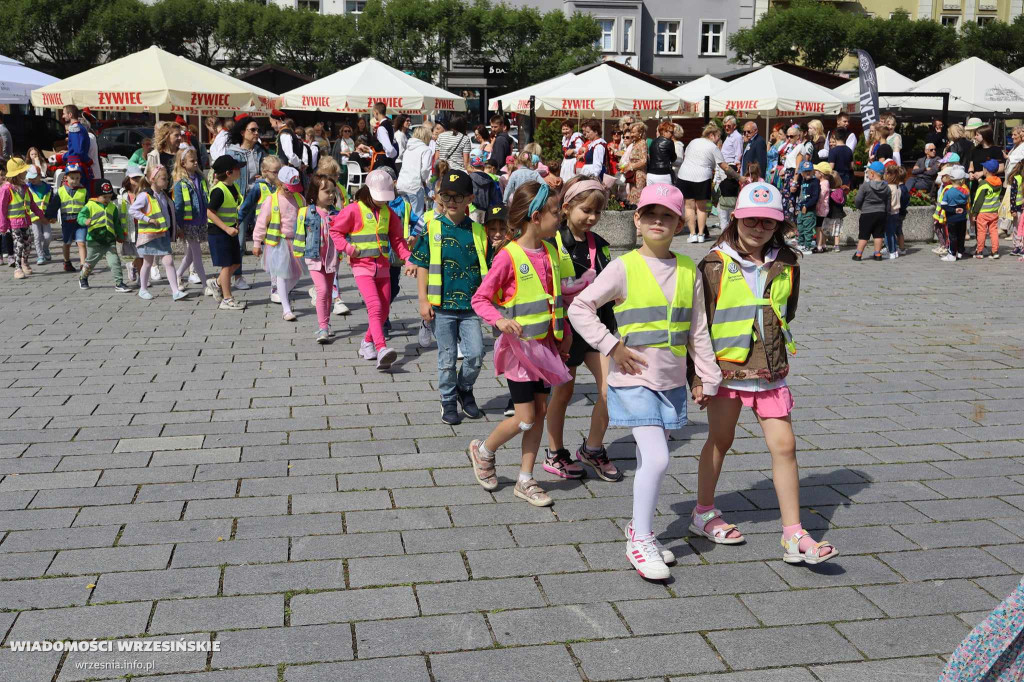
[627,532,670,580]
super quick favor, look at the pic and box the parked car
[95,126,153,158]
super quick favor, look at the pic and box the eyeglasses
[741,217,779,230]
[786,134,796,139]
[438,193,467,204]
[246,126,259,133]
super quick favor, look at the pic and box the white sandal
[688,508,745,545]
[782,530,838,565]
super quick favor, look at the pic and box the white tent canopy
[0,55,57,105]
[669,74,727,114]
[832,65,916,109]
[1013,66,1024,83]
[707,65,856,118]
[489,64,679,117]
[894,57,1024,115]
[280,58,464,113]
[489,72,577,114]
[31,46,275,116]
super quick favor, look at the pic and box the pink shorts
[715,386,794,419]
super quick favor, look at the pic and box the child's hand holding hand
[253,243,262,257]
[418,299,434,323]
[611,341,647,376]
[403,262,417,277]
[495,318,522,337]
[692,386,710,410]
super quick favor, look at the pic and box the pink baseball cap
[365,169,395,202]
[733,181,784,222]
[636,182,684,219]
[278,166,302,192]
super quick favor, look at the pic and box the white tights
[140,254,179,295]
[176,238,207,283]
[632,426,671,536]
[276,275,296,315]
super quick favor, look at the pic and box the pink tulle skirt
[492,332,571,387]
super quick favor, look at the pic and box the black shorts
[815,215,825,228]
[208,227,241,267]
[565,331,599,368]
[507,379,551,404]
[858,212,886,240]
[678,178,712,202]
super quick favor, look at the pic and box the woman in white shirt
[393,115,410,163]
[396,125,435,215]
[781,125,812,223]
[676,123,739,243]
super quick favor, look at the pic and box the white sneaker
[150,265,161,281]
[626,533,670,580]
[889,252,898,260]
[625,520,675,564]
[308,286,317,303]
[457,344,464,360]
[233,276,250,290]
[697,234,706,243]
[188,272,202,284]
[205,278,222,302]
[359,340,376,361]
[333,299,350,315]
[418,321,433,348]
[376,347,398,371]
[932,246,946,255]
[686,234,699,243]
[940,253,957,262]
[283,311,296,322]
[270,291,281,304]
[219,298,245,310]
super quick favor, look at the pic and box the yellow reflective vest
[265,190,304,246]
[612,250,695,357]
[6,186,27,220]
[426,217,488,307]
[57,185,87,217]
[553,231,576,277]
[138,192,168,236]
[179,176,209,223]
[211,181,239,229]
[709,251,796,363]
[497,241,563,341]
[349,201,390,258]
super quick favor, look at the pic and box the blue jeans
[885,214,900,254]
[433,309,483,404]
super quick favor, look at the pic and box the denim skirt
[607,385,688,429]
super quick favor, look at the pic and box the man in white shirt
[371,102,398,169]
[207,117,230,163]
[823,113,858,158]
[720,116,743,169]
[269,110,304,171]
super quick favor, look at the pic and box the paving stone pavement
[0,235,1022,682]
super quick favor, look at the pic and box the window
[622,18,634,53]
[297,0,320,11]
[977,15,995,25]
[596,18,615,52]
[345,0,365,13]
[940,14,960,27]
[656,20,681,55]
[700,21,725,56]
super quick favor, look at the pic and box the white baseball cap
[733,181,784,222]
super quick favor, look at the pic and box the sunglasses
[246,126,259,133]
[741,217,779,230]
[786,134,796,139]
[438,193,467,204]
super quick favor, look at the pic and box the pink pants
[354,273,391,350]
[309,269,333,331]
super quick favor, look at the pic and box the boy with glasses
[408,170,490,425]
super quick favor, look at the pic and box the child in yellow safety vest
[171,147,209,289]
[691,181,838,567]
[1008,159,1024,257]
[206,155,245,310]
[295,174,340,343]
[0,158,51,279]
[254,165,306,321]
[308,155,353,317]
[237,155,281,293]
[26,166,53,265]
[468,181,572,508]
[568,183,720,581]
[50,164,88,272]
[76,179,129,293]
[972,158,1002,259]
[128,165,185,301]
[328,168,411,370]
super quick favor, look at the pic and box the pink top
[305,206,339,274]
[0,182,46,232]
[329,201,410,279]
[254,190,301,244]
[567,253,721,395]
[472,244,572,386]
[816,178,830,217]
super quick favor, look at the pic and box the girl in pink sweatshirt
[329,168,411,370]
[253,166,305,321]
[0,159,50,279]
[568,183,721,582]
[469,181,572,509]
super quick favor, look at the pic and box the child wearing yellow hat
[0,158,52,279]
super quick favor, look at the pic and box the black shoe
[63,260,75,273]
[114,284,131,293]
[504,398,515,417]
[441,402,463,425]
[851,253,862,261]
[79,277,89,289]
[458,390,483,419]
[872,253,883,261]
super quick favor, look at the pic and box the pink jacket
[329,201,410,278]
[0,182,46,233]
[254,190,301,244]
[568,253,721,395]
[816,178,830,217]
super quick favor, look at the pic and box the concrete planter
[595,210,638,249]
[841,206,934,245]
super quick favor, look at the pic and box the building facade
[772,0,1024,25]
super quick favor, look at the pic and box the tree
[216,0,279,73]
[958,15,1024,72]
[149,0,221,65]
[1,0,109,76]
[359,0,433,73]
[847,11,960,81]
[729,0,851,72]
[97,0,154,60]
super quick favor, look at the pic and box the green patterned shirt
[409,214,484,311]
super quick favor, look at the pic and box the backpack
[470,171,502,210]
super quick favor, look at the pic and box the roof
[718,63,849,90]
[238,64,313,83]
[569,60,675,91]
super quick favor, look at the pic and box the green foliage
[846,11,960,81]
[533,119,564,165]
[1,0,109,76]
[148,0,221,65]
[958,15,1024,72]
[729,0,851,72]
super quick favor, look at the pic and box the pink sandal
[688,508,745,545]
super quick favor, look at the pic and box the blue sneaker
[35,257,45,265]
[172,291,189,302]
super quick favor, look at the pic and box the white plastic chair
[346,160,366,196]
